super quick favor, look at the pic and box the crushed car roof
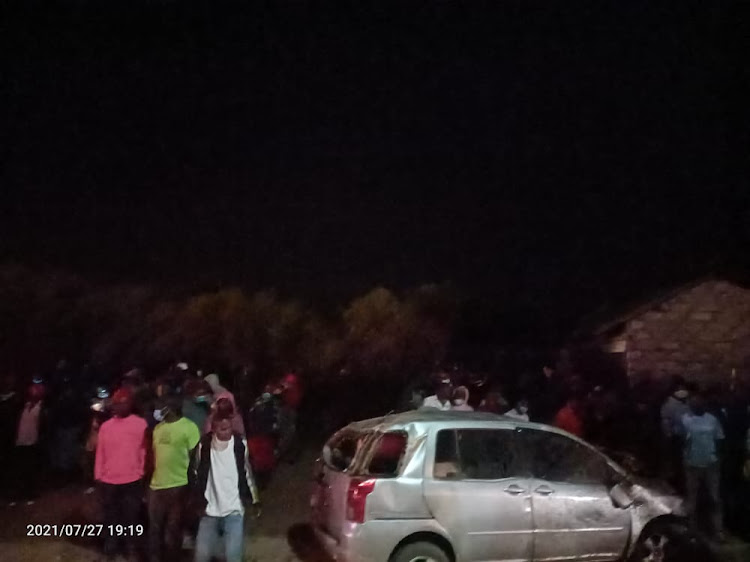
[345,409,523,431]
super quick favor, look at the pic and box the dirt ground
[0,448,326,562]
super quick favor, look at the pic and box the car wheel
[390,540,451,562]
[631,520,711,562]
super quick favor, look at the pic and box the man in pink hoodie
[95,387,147,560]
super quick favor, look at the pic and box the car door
[423,427,534,562]
[519,429,631,562]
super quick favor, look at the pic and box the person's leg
[706,463,724,536]
[100,483,120,559]
[163,486,186,562]
[147,488,167,562]
[222,513,245,562]
[685,466,700,528]
[11,446,28,501]
[120,481,143,558]
[16,445,38,501]
[671,437,686,494]
[194,515,220,562]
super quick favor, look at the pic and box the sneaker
[84,486,96,495]
[25,500,34,506]
[8,502,16,507]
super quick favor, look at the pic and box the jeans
[99,480,143,559]
[195,513,244,562]
[685,463,723,534]
[148,486,187,562]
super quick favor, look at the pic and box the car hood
[626,476,686,518]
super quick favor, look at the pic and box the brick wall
[623,281,750,384]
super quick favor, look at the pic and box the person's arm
[714,416,725,441]
[186,419,201,452]
[188,441,202,489]
[94,423,105,482]
[136,421,147,476]
[242,438,261,506]
[660,402,672,438]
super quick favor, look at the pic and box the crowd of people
[417,363,750,542]
[0,361,304,561]
[2,356,750,557]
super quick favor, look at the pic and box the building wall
[623,281,750,385]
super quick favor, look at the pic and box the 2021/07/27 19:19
[26,524,145,537]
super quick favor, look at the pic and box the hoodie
[452,386,474,411]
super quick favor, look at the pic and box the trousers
[148,486,187,562]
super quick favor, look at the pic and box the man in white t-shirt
[422,381,453,411]
[191,399,260,562]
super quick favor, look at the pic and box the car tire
[630,519,712,562]
[390,540,451,562]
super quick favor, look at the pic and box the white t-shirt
[204,436,244,517]
[422,395,452,411]
[504,409,530,422]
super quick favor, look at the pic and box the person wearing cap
[95,387,148,560]
[149,394,200,562]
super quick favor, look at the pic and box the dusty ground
[0,448,326,562]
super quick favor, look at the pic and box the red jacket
[554,404,584,437]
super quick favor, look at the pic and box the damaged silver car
[311,410,705,562]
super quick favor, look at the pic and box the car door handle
[503,484,526,495]
[534,485,554,496]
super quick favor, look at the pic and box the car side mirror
[609,482,634,509]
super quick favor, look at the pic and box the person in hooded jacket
[190,399,260,562]
[203,374,245,437]
[452,386,474,411]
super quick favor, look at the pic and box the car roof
[337,409,627,475]
[344,408,546,433]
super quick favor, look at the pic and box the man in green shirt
[148,394,200,562]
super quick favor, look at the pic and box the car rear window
[364,431,407,477]
[324,430,365,472]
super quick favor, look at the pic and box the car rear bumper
[313,519,448,562]
[314,525,379,562]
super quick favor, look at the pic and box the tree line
[0,264,459,387]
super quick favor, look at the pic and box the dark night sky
[1,2,746,325]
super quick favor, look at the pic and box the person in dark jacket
[190,399,260,562]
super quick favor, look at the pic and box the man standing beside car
[682,392,726,541]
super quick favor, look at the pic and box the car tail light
[346,478,376,523]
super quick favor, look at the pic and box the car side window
[523,429,611,485]
[434,429,527,480]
